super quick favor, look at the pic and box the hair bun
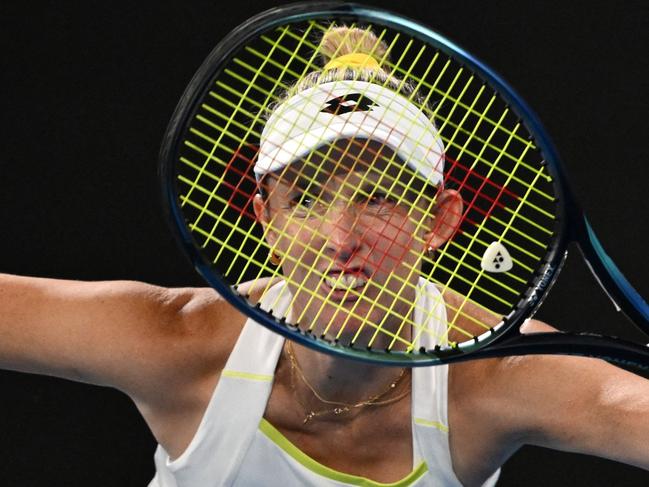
[318,26,389,69]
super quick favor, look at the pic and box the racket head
[159,1,572,365]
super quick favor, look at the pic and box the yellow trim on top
[413,417,449,433]
[259,419,428,486]
[221,370,273,382]
[324,53,381,70]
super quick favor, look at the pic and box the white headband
[255,80,444,186]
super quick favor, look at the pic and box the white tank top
[148,279,500,486]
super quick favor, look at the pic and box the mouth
[321,269,369,301]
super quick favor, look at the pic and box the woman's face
[254,139,454,349]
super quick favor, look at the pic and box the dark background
[1,0,647,485]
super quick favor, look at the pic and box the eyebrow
[285,163,415,199]
[264,140,438,206]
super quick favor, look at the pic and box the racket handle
[577,216,649,333]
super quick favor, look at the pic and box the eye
[368,191,386,204]
[366,191,397,206]
[290,191,315,209]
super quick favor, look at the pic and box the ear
[423,189,463,251]
[253,194,277,245]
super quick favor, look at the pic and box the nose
[320,203,363,261]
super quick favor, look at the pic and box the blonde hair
[272,25,423,109]
[259,26,444,202]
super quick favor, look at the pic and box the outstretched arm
[0,274,225,398]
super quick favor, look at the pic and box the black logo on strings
[320,93,378,115]
[492,252,505,270]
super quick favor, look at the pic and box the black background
[1,1,648,485]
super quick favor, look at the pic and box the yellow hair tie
[324,53,381,71]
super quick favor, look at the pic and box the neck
[284,341,409,409]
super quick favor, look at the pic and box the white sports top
[148,279,501,486]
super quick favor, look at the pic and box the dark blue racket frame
[159,1,649,367]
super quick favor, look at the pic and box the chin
[309,302,406,349]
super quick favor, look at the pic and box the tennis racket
[159,1,649,368]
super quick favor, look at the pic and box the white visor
[255,80,444,186]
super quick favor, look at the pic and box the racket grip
[577,217,649,333]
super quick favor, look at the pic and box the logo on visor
[320,93,378,115]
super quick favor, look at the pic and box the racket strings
[182,124,548,294]
[257,136,475,348]
[290,23,543,164]
[262,137,470,300]
[194,25,319,248]
[182,25,294,212]
[263,24,543,184]
[192,35,552,230]
[439,123,539,336]
[181,136,540,294]
[295,25,494,132]
[264,148,439,346]
[194,85,540,262]
[260,147,499,346]
[186,99,543,282]
[195,63,553,236]
[174,18,560,353]
[178,155,501,347]
[180,151,524,320]
[238,39,446,336]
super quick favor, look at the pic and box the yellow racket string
[230,52,552,216]
[196,71,528,294]
[247,32,555,220]
[295,24,535,150]
[317,60,439,344]
[193,80,550,260]
[183,117,539,300]
[185,116,528,304]
[183,26,296,219]
[180,141,504,346]
[185,126,460,346]
[174,19,559,354]
[257,27,404,339]
[271,106,429,344]
[192,90,543,282]
[285,24,554,194]
[440,124,535,342]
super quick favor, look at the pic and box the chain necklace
[286,341,410,424]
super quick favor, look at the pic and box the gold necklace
[286,342,410,424]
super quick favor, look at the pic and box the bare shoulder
[159,277,280,358]
[444,318,568,483]
[447,316,649,479]
[443,304,567,482]
[133,278,280,457]
[154,276,282,385]
[0,273,265,457]
[446,317,568,436]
